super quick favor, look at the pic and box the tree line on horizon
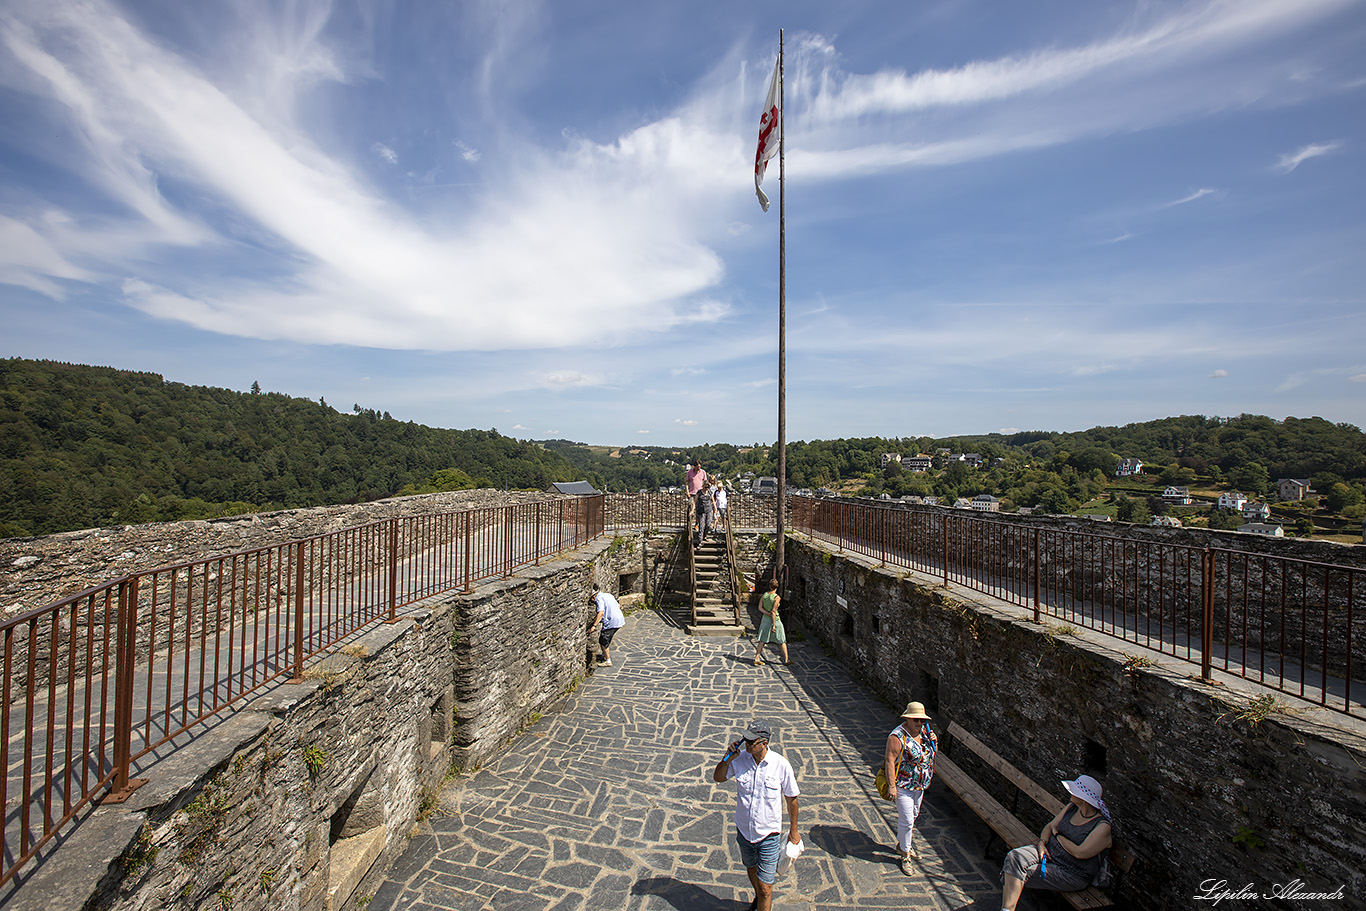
[2,357,1363,538]
[0,359,578,537]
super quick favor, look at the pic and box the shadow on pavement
[630,876,747,910]
[806,823,897,863]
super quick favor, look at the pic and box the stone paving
[370,608,1036,911]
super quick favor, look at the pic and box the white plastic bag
[777,837,805,876]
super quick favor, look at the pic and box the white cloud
[0,0,733,351]
[1349,374,1366,383]
[0,214,95,296]
[0,0,1356,357]
[512,423,527,430]
[675,418,699,426]
[1167,188,1218,207]
[1210,368,1229,377]
[636,429,650,434]
[1276,141,1344,172]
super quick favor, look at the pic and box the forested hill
[988,415,1366,482]
[0,359,578,537]
[4,357,1364,539]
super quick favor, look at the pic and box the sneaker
[754,657,765,666]
[900,852,913,875]
[597,658,612,667]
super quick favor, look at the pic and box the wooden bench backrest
[946,722,1063,815]
[944,720,1134,873]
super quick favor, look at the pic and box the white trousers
[895,786,925,853]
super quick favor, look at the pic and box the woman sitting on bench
[1000,774,1112,910]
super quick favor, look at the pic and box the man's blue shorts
[736,830,782,884]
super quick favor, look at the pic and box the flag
[754,57,780,212]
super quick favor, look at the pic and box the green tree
[1323,482,1363,512]
[1228,462,1270,496]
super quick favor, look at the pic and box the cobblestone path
[370,609,1017,911]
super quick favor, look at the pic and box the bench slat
[935,754,1036,848]
[947,721,1064,816]
[940,723,1127,910]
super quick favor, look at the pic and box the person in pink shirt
[685,459,709,537]
[686,459,708,496]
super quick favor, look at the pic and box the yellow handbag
[875,764,893,800]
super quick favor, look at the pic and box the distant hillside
[0,359,578,537]
[5,356,1363,538]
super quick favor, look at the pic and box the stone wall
[16,601,455,911]
[450,534,647,771]
[8,517,644,911]
[0,489,562,621]
[781,535,1366,911]
[799,499,1366,700]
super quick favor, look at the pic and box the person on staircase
[753,579,789,666]
[694,480,717,548]
[685,459,709,539]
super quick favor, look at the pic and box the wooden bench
[935,721,1136,910]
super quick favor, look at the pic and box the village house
[1239,522,1285,537]
[1162,486,1193,505]
[1217,491,1248,511]
[881,453,902,468]
[1115,457,1144,477]
[1242,501,1272,522]
[971,494,1000,512]
[905,455,933,472]
[1277,478,1314,501]
[1151,515,1183,527]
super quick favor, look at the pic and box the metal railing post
[103,577,147,803]
[291,541,305,680]
[1033,528,1042,623]
[386,518,399,622]
[463,511,473,593]
[1201,548,1214,682]
[534,501,542,564]
[942,515,950,585]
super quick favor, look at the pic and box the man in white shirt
[712,721,800,911]
[587,584,625,666]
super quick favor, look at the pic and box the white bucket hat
[1062,774,1111,822]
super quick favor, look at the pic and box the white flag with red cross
[754,58,780,212]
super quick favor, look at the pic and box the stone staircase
[687,535,746,636]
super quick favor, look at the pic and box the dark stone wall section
[781,537,1366,911]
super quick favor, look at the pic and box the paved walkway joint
[371,609,1033,911]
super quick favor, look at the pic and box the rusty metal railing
[1,495,604,889]
[790,496,1365,717]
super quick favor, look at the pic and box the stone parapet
[4,530,644,911]
[781,535,1366,910]
[0,489,563,621]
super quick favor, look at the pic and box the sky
[1,0,1364,447]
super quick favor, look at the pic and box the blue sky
[1,0,1363,447]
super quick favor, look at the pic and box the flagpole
[776,28,787,584]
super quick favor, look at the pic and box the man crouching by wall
[712,721,800,911]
